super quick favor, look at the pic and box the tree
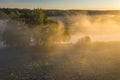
[76,36,91,45]
[9,11,19,19]
[30,22,70,48]
[20,8,47,27]
[1,8,71,48]
[3,21,31,48]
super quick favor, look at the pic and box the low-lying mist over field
[52,14,120,42]
[2,14,120,43]
[0,10,120,80]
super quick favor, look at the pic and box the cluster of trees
[0,8,48,25]
[20,9,47,26]
[0,8,70,48]
[2,21,70,48]
[74,36,91,49]
[0,8,95,48]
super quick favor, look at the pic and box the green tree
[20,8,47,27]
[9,11,18,19]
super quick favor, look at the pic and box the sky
[0,0,120,10]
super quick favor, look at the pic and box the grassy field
[0,42,120,80]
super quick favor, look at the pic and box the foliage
[46,18,58,24]
[20,9,47,26]
[0,8,71,48]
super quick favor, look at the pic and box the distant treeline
[45,10,120,16]
[0,8,59,26]
[1,8,120,18]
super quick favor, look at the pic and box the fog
[56,15,120,42]
[0,14,120,80]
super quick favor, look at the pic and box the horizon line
[1,7,120,11]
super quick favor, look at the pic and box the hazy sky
[0,0,120,10]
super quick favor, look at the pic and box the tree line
[0,8,70,48]
[1,8,120,18]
